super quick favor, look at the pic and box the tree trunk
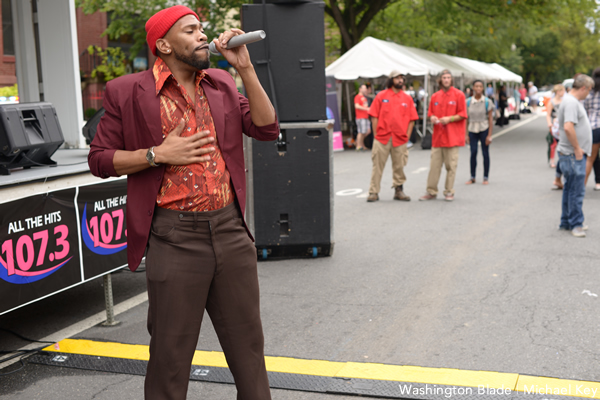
[325,0,394,54]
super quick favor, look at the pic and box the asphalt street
[2,113,600,399]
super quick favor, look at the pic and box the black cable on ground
[0,345,50,376]
[0,327,55,344]
[0,358,26,376]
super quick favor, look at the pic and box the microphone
[208,30,266,55]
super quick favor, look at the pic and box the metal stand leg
[101,274,120,326]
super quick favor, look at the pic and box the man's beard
[393,81,403,89]
[174,48,210,70]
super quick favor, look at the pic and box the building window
[2,0,14,56]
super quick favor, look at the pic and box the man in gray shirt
[557,74,594,237]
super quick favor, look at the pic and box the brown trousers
[426,146,459,196]
[144,203,270,400]
[368,140,409,194]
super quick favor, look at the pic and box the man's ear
[156,38,172,56]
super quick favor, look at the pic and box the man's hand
[486,135,492,145]
[430,116,440,124]
[439,116,451,125]
[154,119,216,165]
[212,29,252,72]
[564,122,583,160]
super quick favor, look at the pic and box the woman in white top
[465,80,494,184]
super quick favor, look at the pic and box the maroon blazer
[88,68,279,271]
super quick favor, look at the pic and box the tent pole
[345,81,353,124]
[423,74,429,138]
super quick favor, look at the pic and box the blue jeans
[558,153,586,229]
[469,129,490,179]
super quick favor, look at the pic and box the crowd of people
[360,69,488,203]
[353,69,599,238]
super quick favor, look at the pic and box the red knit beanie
[145,5,200,56]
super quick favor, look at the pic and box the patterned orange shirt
[153,58,233,211]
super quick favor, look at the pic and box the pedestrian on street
[496,85,508,127]
[528,81,539,112]
[546,84,565,175]
[557,74,594,237]
[465,80,494,185]
[594,156,600,190]
[419,69,467,202]
[583,67,600,187]
[354,84,371,151]
[513,86,521,116]
[88,6,278,399]
[519,83,527,103]
[485,83,494,98]
[366,70,419,202]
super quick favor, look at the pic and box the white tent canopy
[326,36,522,83]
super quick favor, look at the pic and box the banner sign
[77,182,128,280]
[0,179,127,315]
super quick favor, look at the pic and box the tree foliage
[350,0,600,85]
[87,45,128,81]
[76,0,244,60]
[78,0,600,86]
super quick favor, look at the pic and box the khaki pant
[426,146,459,196]
[369,139,408,194]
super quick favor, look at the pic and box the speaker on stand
[242,1,334,260]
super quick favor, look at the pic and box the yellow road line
[335,362,518,389]
[44,338,600,397]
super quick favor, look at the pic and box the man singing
[88,6,278,399]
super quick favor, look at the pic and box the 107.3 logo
[81,203,127,255]
[0,224,73,285]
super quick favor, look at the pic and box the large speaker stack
[242,1,333,260]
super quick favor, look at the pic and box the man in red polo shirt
[367,70,419,202]
[419,69,467,202]
[354,83,371,151]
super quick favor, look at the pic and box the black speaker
[242,2,326,122]
[250,124,333,259]
[0,102,64,175]
[82,107,105,145]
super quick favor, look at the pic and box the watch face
[146,148,155,165]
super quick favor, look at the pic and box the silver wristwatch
[146,146,159,167]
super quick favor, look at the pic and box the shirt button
[156,175,161,181]
[148,210,152,216]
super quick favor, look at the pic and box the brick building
[0,1,153,117]
[0,0,16,87]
